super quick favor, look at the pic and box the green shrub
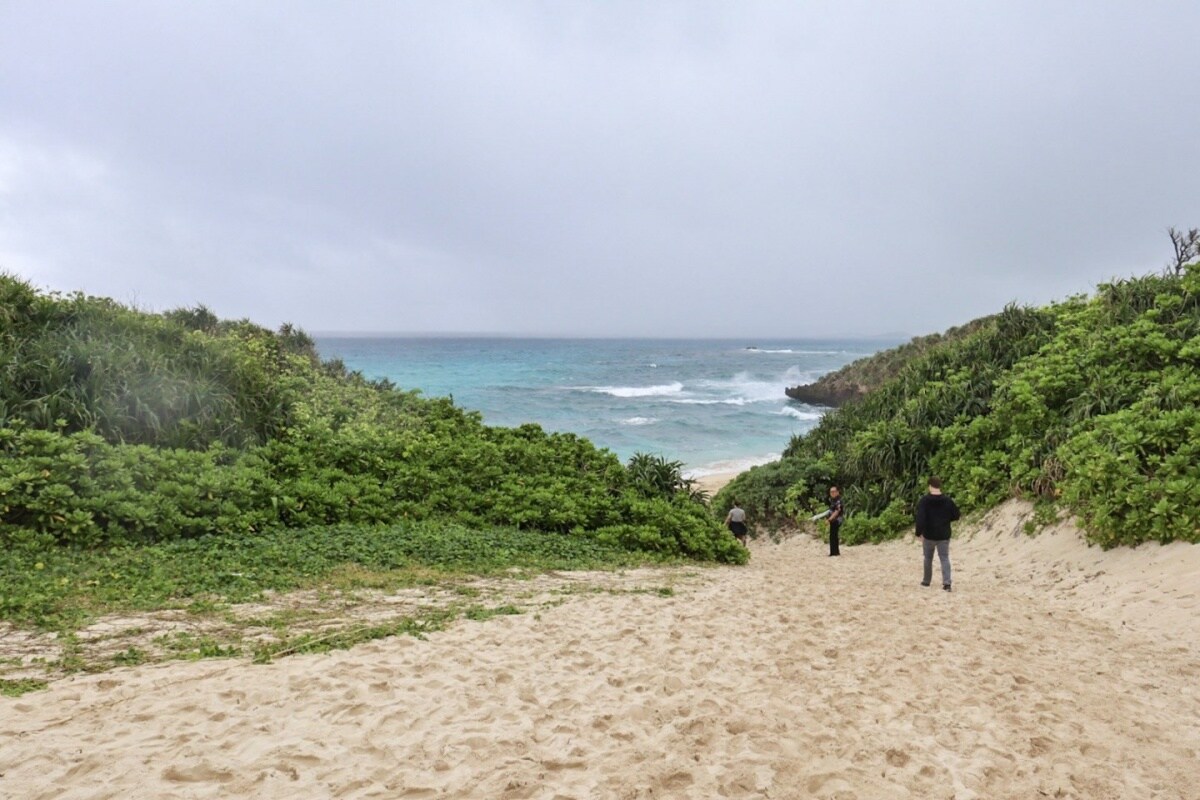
[0,521,648,629]
[0,273,741,563]
[727,264,1200,548]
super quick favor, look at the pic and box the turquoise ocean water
[314,337,890,477]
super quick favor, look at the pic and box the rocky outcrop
[785,317,994,408]
[784,380,867,407]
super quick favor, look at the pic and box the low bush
[0,521,647,630]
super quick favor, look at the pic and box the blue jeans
[922,538,951,586]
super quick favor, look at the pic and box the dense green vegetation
[0,273,744,631]
[721,264,1200,548]
[0,519,643,631]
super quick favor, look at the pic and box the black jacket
[915,493,960,541]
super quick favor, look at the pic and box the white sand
[2,499,1198,799]
[692,470,741,496]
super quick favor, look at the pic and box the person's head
[829,485,840,497]
[731,499,740,508]
[928,476,942,493]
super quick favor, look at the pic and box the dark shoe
[943,584,952,591]
[921,582,930,587]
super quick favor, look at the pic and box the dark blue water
[314,337,887,475]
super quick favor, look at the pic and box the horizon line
[311,331,914,341]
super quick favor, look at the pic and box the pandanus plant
[625,452,706,502]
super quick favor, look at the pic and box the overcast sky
[2,2,1198,338]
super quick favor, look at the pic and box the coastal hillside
[720,263,1200,548]
[0,273,744,564]
[784,318,992,406]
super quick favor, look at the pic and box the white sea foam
[688,370,811,406]
[621,416,658,426]
[782,366,824,384]
[669,397,748,406]
[684,453,780,479]
[588,369,820,406]
[588,381,684,398]
[780,406,824,421]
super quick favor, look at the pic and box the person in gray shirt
[725,500,748,547]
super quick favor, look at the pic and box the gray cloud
[2,1,1198,337]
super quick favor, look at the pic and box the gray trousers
[922,538,951,586]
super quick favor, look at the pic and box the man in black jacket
[915,476,960,591]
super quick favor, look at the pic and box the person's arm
[915,497,926,537]
[724,510,733,524]
[948,497,960,522]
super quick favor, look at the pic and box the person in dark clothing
[826,486,844,556]
[915,476,960,591]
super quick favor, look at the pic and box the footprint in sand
[162,762,235,783]
[654,769,695,791]
[804,771,856,797]
[1028,735,1052,756]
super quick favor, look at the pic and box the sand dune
[2,500,1198,799]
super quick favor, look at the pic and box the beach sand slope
[2,500,1198,799]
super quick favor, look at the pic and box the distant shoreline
[692,470,742,495]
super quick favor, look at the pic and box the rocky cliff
[784,377,869,407]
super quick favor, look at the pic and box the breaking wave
[587,382,684,398]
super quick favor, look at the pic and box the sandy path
[2,501,1198,799]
